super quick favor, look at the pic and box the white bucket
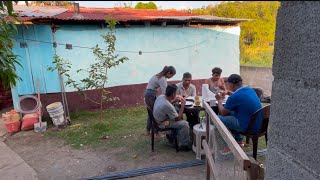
[46,102,65,126]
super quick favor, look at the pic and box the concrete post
[266,2,320,179]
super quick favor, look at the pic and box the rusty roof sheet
[13,5,68,17]
[48,7,195,22]
[11,6,249,24]
[150,15,250,22]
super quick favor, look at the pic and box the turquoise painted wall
[12,25,61,95]
[11,24,240,107]
[54,25,240,92]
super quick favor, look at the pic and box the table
[183,97,226,114]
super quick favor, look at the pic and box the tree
[192,1,280,67]
[30,1,73,7]
[48,17,129,121]
[115,1,133,8]
[135,2,157,9]
[0,1,28,89]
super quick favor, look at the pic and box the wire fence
[202,101,263,180]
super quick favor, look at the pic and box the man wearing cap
[215,74,262,152]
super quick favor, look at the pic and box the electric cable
[10,28,235,54]
[79,159,205,180]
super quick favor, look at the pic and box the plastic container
[46,102,65,126]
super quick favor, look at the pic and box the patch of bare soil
[4,130,206,180]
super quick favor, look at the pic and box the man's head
[165,84,178,100]
[211,67,222,81]
[182,72,192,86]
[226,74,243,92]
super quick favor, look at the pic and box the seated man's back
[153,84,192,150]
[224,86,262,132]
[153,94,177,124]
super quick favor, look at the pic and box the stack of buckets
[2,110,21,133]
[46,102,65,126]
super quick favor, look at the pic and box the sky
[73,1,222,10]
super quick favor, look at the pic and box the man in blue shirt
[215,74,262,150]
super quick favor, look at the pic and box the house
[8,4,248,114]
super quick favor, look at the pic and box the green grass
[45,105,267,162]
[45,106,147,150]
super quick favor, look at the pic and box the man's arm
[215,93,231,116]
[174,98,185,121]
[219,78,227,91]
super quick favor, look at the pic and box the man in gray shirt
[153,84,192,151]
[176,72,199,128]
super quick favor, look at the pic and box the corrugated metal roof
[13,5,68,17]
[11,5,249,24]
[150,15,251,22]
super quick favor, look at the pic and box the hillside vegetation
[192,1,280,67]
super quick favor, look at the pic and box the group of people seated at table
[144,66,262,152]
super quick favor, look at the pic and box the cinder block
[268,79,320,174]
[265,146,319,180]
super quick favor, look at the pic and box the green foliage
[0,1,29,89]
[30,1,73,7]
[192,1,280,67]
[135,2,157,9]
[115,1,133,8]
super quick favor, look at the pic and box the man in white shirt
[176,72,198,128]
[176,72,196,98]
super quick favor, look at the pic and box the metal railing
[202,101,264,180]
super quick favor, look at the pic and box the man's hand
[172,95,183,104]
[175,97,186,121]
[219,85,225,90]
[176,95,184,101]
[220,90,231,99]
[215,92,223,101]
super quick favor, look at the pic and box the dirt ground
[3,130,206,180]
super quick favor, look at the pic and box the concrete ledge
[0,142,38,180]
[265,145,320,180]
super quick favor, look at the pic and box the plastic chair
[144,98,179,152]
[240,105,270,160]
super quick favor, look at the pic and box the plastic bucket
[46,102,65,126]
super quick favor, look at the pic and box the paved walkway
[0,107,38,180]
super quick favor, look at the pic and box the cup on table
[195,100,201,106]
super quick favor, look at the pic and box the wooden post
[205,111,210,180]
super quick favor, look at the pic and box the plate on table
[185,101,194,107]
[178,100,193,107]
[185,96,195,102]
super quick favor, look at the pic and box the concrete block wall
[265,2,320,179]
[240,66,273,96]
